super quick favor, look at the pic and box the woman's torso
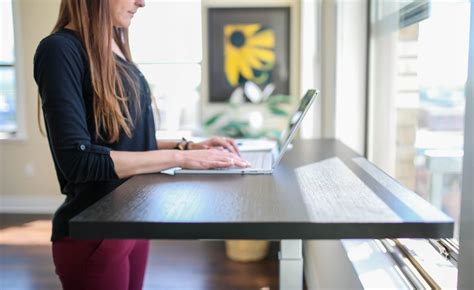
[34,28,157,241]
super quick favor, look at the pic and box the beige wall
[0,0,62,208]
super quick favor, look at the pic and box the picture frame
[201,0,300,112]
[207,6,290,103]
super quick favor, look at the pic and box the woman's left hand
[190,137,240,155]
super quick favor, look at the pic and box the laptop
[163,89,319,175]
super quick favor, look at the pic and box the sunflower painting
[224,24,275,88]
[207,7,290,103]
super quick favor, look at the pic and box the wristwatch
[174,137,193,150]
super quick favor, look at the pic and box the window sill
[341,239,458,289]
[0,132,28,142]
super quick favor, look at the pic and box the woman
[34,0,249,289]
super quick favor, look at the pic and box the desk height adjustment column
[279,240,303,290]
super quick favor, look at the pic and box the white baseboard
[0,195,63,214]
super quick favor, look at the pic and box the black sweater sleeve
[34,34,118,184]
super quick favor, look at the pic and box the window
[367,0,470,286]
[369,0,469,239]
[0,0,17,137]
[401,2,469,238]
[129,0,202,133]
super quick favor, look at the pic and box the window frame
[0,0,27,141]
[457,1,474,287]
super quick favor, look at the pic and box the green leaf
[218,126,244,138]
[266,129,282,139]
[269,106,289,116]
[227,120,249,129]
[245,130,268,139]
[204,112,224,127]
[266,94,292,105]
[216,120,250,138]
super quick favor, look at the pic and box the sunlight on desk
[295,157,401,223]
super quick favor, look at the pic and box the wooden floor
[0,214,289,290]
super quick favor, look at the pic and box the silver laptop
[166,89,319,175]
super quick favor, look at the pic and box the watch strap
[174,137,192,150]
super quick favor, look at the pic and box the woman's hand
[189,137,240,155]
[178,149,250,170]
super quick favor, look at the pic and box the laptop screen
[272,89,319,167]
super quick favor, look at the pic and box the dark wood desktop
[70,139,453,290]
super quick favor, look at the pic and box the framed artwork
[206,7,291,103]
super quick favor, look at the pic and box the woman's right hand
[178,149,250,170]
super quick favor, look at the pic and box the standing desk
[70,139,453,290]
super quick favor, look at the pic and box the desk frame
[280,240,303,289]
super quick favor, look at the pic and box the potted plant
[204,82,294,139]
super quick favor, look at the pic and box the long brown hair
[41,0,140,143]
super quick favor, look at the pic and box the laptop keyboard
[241,152,272,169]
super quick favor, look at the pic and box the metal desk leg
[279,240,303,290]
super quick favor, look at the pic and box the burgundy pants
[52,238,149,290]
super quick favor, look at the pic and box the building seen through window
[393,1,469,238]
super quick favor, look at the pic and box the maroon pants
[52,238,149,290]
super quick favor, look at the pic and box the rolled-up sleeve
[34,35,118,184]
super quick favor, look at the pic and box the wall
[316,0,368,155]
[319,0,337,139]
[334,0,368,155]
[300,0,321,139]
[0,0,63,212]
[366,1,399,176]
[0,0,304,212]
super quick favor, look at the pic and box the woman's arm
[35,35,118,183]
[157,137,241,154]
[110,149,249,179]
[35,35,248,183]
[156,140,180,150]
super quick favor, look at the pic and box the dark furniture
[70,139,453,290]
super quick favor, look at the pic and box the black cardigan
[34,28,157,241]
